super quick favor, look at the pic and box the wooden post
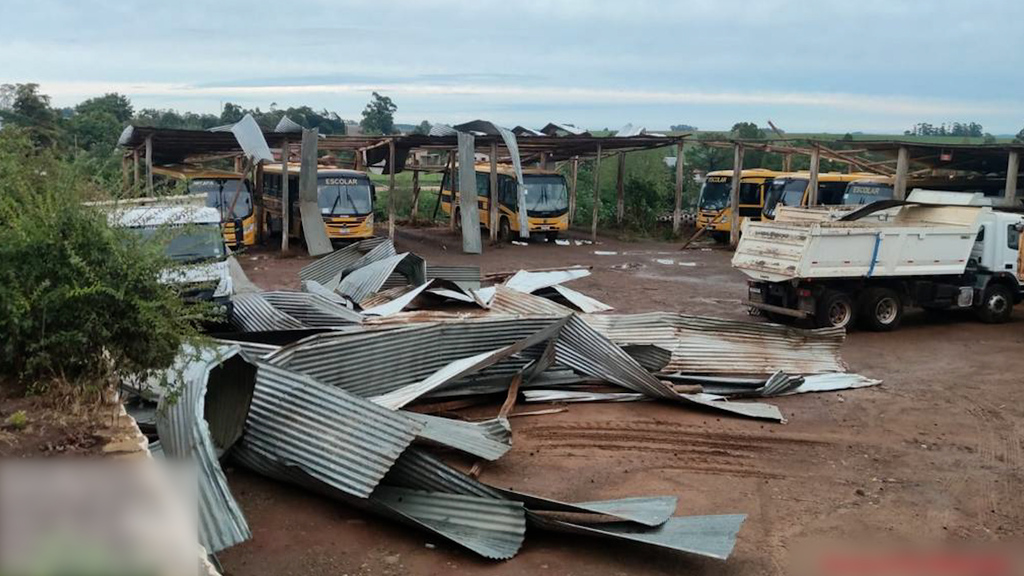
[489,141,499,242]
[615,151,626,225]
[233,156,243,172]
[807,145,821,206]
[388,139,396,240]
[133,148,140,191]
[591,145,602,242]
[410,160,421,223]
[448,149,458,231]
[1005,150,1019,206]
[673,141,684,235]
[569,156,579,226]
[121,154,129,193]
[254,162,265,244]
[783,153,792,172]
[540,152,548,171]
[893,145,909,201]
[281,139,290,252]
[144,136,154,194]
[729,144,744,248]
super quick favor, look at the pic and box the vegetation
[0,128,207,384]
[360,92,398,135]
[905,121,985,138]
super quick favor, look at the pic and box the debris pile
[129,236,881,562]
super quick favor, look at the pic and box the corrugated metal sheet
[523,390,646,403]
[583,312,847,375]
[529,513,745,560]
[620,344,672,372]
[230,114,274,163]
[361,282,433,316]
[374,487,525,559]
[155,345,255,553]
[782,372,881,395]
[457,131,483,254]
[426,265,481,290]
[368,317,567,409]
[544,284,613,313]
[260,291,363,326]
[214,339,281,361]
[402,413,511,461]
[266,317,560,398]
[298,237,393,286]
[231,293,307,332]
[337,252,425,305]
[243,362,422,498]
[488,286,575,317]
[504,269,590,293]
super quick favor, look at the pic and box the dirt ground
[220,226,1024,576]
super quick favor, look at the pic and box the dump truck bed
[733,205,985,283]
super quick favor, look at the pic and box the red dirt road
[221,227,1024,575]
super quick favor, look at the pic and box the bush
[0,129,205,383]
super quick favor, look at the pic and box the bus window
[698,176,730,210]
[524,175,568,215]
[843,183,893,205]
[818,182,848,205]
[318,177,373,216]
[779,179,808,207]
[189,179,253,219]
[475,173,490,197]
[739,182,760,204]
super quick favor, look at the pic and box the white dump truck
[733,191,1024,331]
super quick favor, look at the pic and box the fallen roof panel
[402,413,511,461]
[298,236,394,286]
[243,362,421,498]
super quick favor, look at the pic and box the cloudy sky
[4,0,1022,133]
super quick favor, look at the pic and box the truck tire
[859,287,903,331]
[977,283,1013,324]
[815,290,856,329]
[498,217,512,243]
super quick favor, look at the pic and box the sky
[3,0,1023,134]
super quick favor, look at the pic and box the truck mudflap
[747,300,809,319]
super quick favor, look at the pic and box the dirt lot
[220,227,1024,576]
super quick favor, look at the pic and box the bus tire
[710,231,729,244]
[498,217,511,243]
[545,231,559,242]
[858,287,903,331]
[453,208,461,231]
[977,283,1013,324]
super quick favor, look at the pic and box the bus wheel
[710,231,729,244]
[498,217,511,243]
[545,231,559,242]
[453,208,461,231]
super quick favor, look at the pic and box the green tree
[220,102,245,124]
[360,92,397,135]
[1013,128,1024,145]
[75,93,133,124]
[685,132,732,173]
[412,120,432,135]
[0,83,60,146]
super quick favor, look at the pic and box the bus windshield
[524,176,568,215]
[764,178,808,217]
[189,179,253,220]
[843,182,894,205]
[698,177,731,210]
[129,223,226,263]
[318,177,373,216]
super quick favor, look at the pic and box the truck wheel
[977,283,1013,324]
[816,290,856,329]
[859,287,903,331]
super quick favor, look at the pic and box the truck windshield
[698,177,731,210]
[189,179,253,219]
[843,183,894,205]
[524,176,569,215]
[318,177,373,216]
[130,223,226,263]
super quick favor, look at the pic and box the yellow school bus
[440,164,569,241]
[262,164,375,242]
[696,168,780,243]
[762,171,883,219]
[151,164,257,248]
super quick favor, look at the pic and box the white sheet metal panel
[402,412,511,461]
[547,284,613,313]
[298,128,333,256]
[299,237,393,286]
[457,131,482,254]
[230,114,274,163]
[504,268,590,293]
[582,312,847,375]
[243,363,421,498]
[496,125,529,239]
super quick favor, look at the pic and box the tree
[412,120,432,135]
[220,102,244,124]
[0,83,59,146]
[685,132,732,173]
[75,93,133,124]
[730,122,765,140]
[360,92,397,135]
[1014,128,1024,145]
[983,133,997,145]
[670,124,698,132]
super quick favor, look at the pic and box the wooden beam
[673,142,684,235]
[807,145,821,206]
[388,138,396,240]
[893,145,909,200]
[254,162,265,244]
[448,149,457,231]
[569,156,579,226]
[233,156,242,172]
[489,141,499,242]
[144,136,153,194]
[591,144,602,243]
[615,151,626,225]
[410,158,421,223]
[783,153,792,172]
[133,148,140,190]
[121,154,129,193]
[281,139,290,252]
[1005,150,1019,206]
[729,143,744,248]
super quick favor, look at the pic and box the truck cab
[110,205,234,318]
